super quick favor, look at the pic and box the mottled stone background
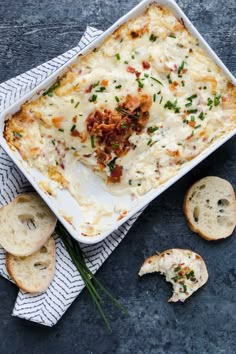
[0,1,235,353]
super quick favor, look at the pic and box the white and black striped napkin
[0,27,144,326]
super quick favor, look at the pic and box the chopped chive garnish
[203,86,207,89]
[169,33,176,38]
[195,124,201,129]
[115,96,120,102]
[71,146,76,150]
[190,116,195,122]
[147,139,152,145]
[178,61,186,75]
[187,94,197,101]
[144,73,149,78]
[71,98,74,104]
[129,179,132,185]
[58,128,64,132]
[116,53,121,60]
[148,126,159,133]
[121,122,127,129]
[71,124,76,132]
[181,80,185,87]
[207,97,213,106]
[95,87,106,92]
[199,112,205,120]
[112,143,119,148]
[136,79,144,88]
[131,55,135,59]
[214,94,221,106]
[91,136,95,148]
[107,157,117,172]
[167,74,172,84]
[179,282,187,293]
[164,99,180,113]
[159,96,163,104]
[185,102,192,107]
[43,82,60,96]
[124,60,128,64]
[149,33,157,42]
[13,131,23,138]
[51,139,55,145]
[74,101,80,108]
[89,94,97,102]
[153,94,156,102]
[150,76,163,86]
[187,109,197,114]
[92,81,100,88]
[115,85,122,89]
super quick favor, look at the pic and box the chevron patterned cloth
[0,27,144,326]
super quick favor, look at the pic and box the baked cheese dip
[4,5,236,234]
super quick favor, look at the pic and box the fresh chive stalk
[55,223,128,332]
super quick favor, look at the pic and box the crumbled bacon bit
[142,61,150,69]
[127,66,135,73]
[108,165,123,183]
[86,94,152,182]
[72,115,77,123]
[85,84,93,93]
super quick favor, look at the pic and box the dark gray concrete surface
[0,0,235,353]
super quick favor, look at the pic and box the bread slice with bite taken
[0,193,57,256]
[6,237,55,294]
[139,248,208,302]
[184,176,236,240]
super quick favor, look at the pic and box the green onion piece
[129,179,132,185]
[58,128,64,132]
[150,76,163,86]
[92,81,100,88]
[95,87,106,92]
[185,102,192,107]
[115,53,121,60]
[71,124,76,132]
[214,94,221,106]
[187,94,197,101]
[115,96,120,102]
[178,61,186,75]
[190,116,195,122]
[136,79,144,88]
[199,112,205,120]
[115,85,122,89]
[144,73,149,78]
[187,109,197,114]
[147,139,152,145]
[89,94,97,102]
[91,136,95,148]
[74,101,80,108]
[153,94,156,102]
[195,124,201,129]
[149,33,157,42]
[112,143,119,148]
[148,126,159,133]
[43,81,60,96]
[169,33,176,38]
[71,98,74,104]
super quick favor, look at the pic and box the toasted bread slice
[0,193,57,256]
[139,249,208,302]
[6,237,55,294]
[184,176,236,240]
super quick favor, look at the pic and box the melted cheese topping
[5,5,236,235]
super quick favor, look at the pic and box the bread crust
[183,176,236,240]
[0,193,57,256]
[6,237,55,294]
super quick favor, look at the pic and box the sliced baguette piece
[0,193,57,256]
[139,249,208,302]
[184,176,236,240]
[6,237,55,294]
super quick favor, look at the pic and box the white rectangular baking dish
[0,0,235,244]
